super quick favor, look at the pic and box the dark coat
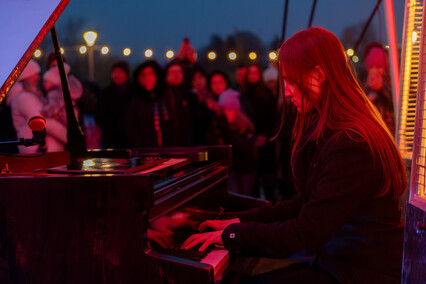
[96,83,132,149]
[222,127,403,283]
[242,83,277,173]
[125,93,173,148]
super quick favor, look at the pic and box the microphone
[28,115,47,153]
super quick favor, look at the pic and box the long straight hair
[278,27,406,199]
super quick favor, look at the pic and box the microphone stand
[0,139,39,148]
[50,25,87,162]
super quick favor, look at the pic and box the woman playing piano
[181,27,406,283]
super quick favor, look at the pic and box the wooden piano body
[0,146,265,283]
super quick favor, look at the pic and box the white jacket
[6,82,67,153]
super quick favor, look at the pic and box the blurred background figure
[263,63,279,98]
[233,64,247,92]
[205,70,258,197]
[363,43,395,136]
[125,60,171,148]
[96,61,132,149]
[189,65,216,145]
[45,51,101,149]
[45,52,84,108]
[42,62,82,129]
[176,37,197,64]
[241,64,277,201]
[163,60,194,146]
[6,60,67,153]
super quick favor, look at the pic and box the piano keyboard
[200,248,229,281]
[153,245,229,282]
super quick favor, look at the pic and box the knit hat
[263,67,278,82]
[218,89,241,110]
[364,46,389,71]
[18,60,40,81]
[43,63,71,85]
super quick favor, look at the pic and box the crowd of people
[95,55,289,201]
[0,36,396,205]
[0,43,295,202]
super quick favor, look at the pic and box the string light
[79,46,87,54]
[101,46,109,55]
[208,51,216,60]
[269,51,277,60]
[166,50,174,58]
[34,49,42,58]
[123,48,131,56]
[145,49,153,57]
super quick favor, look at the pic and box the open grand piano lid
[0,0,70,105]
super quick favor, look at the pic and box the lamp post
[83,31,97,81]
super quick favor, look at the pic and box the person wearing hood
[241,64,278,201]
[125,60,173,148]
[96,61,133,149]
[6,60,67,153]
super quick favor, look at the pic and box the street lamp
[83,31,97,81]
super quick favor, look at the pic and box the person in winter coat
[125,60,172,148]
[241,64,278,201]
[363,43,395,136]
[96,61,133,149]
[205,70,258,196]
[181,27,406,284]
[7,60,67,153]
[162,60,194,146]
[42,62,82,128]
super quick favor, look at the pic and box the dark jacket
[242,82,277,173]
[96,83,132,149]
[222,127,403,283]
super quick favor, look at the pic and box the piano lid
[0,0,70,105]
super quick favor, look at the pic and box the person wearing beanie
[263,65,279,98]
[363,43,395,136]
[176,37,196,64]
[6,60,67,153]
[206,70,258,197]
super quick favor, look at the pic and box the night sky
[55,0,406,62]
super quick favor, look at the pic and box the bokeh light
[145,49,153,57]
[123,48,131,56]
[228,52,237,60]
[101,46,109,55]
[208,51,216,60]
[79,46,87,54]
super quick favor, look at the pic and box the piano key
[200,248,229,280]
